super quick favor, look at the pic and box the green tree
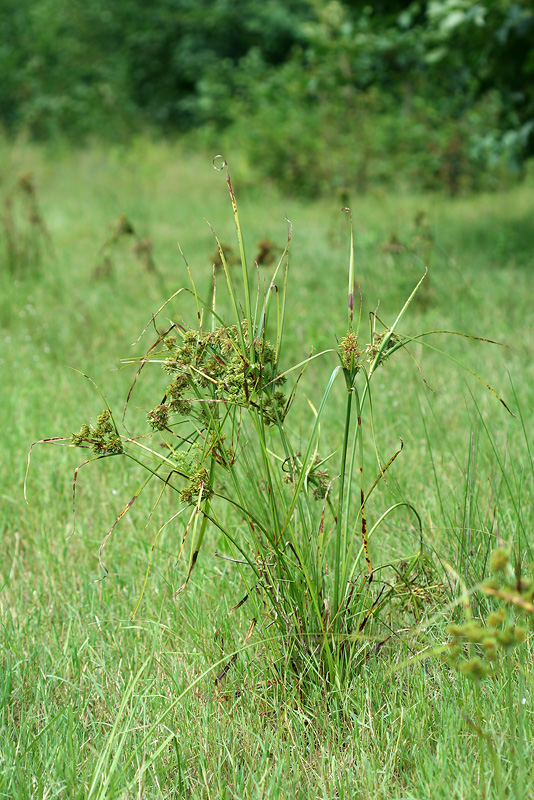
[423,0,534,159]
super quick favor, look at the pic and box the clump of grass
[254,237,279,267]
[31,157,513,693]
[1,172,53,277]
[93,213,167,296]
[380,211,436,309]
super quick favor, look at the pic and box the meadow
[1,138,534,798]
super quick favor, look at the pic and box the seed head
[459,657,489,682]
[490,547,510,573]
[147,405,169,431]
[339,331,362,370]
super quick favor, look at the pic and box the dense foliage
[1,0,533,193]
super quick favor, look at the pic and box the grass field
[1,139,534,798]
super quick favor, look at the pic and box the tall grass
[1,173,53,277]
[31,157,518,694]
[4,142,533,796]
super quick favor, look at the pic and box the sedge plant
[1,173,53,277]
[28,157,512,692]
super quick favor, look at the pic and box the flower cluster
[338,331,362,371]
[180,466,213,505]
[170,445,214,505]
[147,322,286,430]
[71,409,122,455]
[338,328,399,374]
[282,453,331,500]
[365,331,398,368]
[442,548,532,682]
[445,614,527,680]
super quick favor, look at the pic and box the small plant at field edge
[93,213,168,296]
[439,548,532,797]
[29,157,512,692]
[443,547,532,682]
[1,172,54,276]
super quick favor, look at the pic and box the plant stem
[333,382,353,624]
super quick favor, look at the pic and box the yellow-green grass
[1,139,533,798]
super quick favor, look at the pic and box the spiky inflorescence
[365,331,398,367]
[157,322,286,428]
[338,331,362,371]
[442,548,532,682]
[71,409,122,454]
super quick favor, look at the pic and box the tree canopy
[1,0,532,192]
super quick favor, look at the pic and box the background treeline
[1,0,533,195]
